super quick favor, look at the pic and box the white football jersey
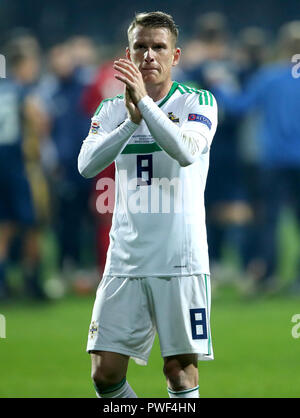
[89,81,218,276]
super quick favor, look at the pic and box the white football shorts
[86,274,213,365]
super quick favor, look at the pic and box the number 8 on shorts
[190,308,208,340]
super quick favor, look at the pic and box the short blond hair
[127,11,179,46]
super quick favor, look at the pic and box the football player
[78,11,218,398]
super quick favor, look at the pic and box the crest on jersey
[168,112,180,123]
[89,321,99,339]
[90,121,100,134]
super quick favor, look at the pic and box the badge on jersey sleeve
[89,121,100,134]
[188,113,212,130]
[89,321,99,339]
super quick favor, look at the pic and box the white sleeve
[78,102,138,178]
[137,92,218,167]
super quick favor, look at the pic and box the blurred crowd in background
[0,10,300,301]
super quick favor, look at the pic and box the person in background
[230,27,270,283]
[211,21,300,292]
[180,13,252,283]
[81,50,123,274]
[0,36,47,300]
[38,43,93,283]
[66,36,98,85]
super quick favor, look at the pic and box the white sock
[167,385,199,398]
[94,378,138,398]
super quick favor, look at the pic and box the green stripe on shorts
[204,274,211,355]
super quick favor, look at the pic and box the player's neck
[145,80,173,103]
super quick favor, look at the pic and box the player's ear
[172,48,181,67]
[126,47,131,61]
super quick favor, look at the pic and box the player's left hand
[113,59,147,105]
[124,86,142,124]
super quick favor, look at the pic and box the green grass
[0,290,299,398]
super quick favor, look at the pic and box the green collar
[158,81,178,108]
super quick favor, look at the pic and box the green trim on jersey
[157,81,179,108]
[94,81,179,117]
[93,81,213,118]
[177,82,214,107]
[94,94,124,116]
[177,84,186,94]
[121,142,162,154]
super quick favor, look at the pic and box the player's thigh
[148,275,212,359]
[87,276,156,365]
[90,350,129,383]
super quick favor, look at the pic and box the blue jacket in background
[39,72,91,184]
[213,63,300,168]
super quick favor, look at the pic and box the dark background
[1,0,299,47]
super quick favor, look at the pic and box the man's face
[127,25,181,86]
[15,56,40,84]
